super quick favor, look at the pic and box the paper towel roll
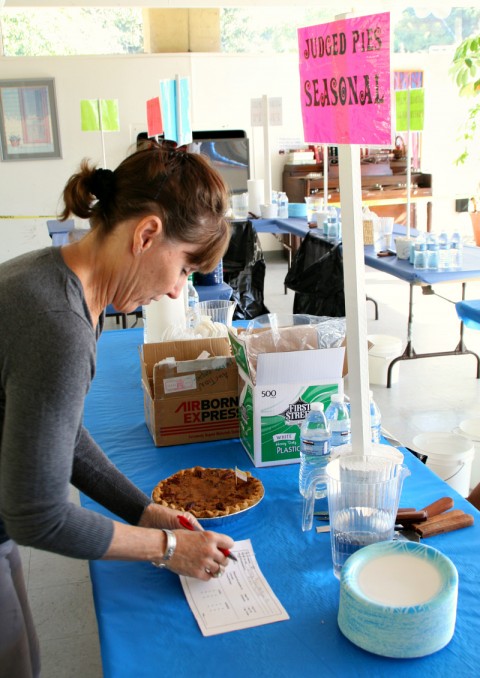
[142,295,186,343]
[248,179,264,218]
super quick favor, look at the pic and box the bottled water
[426,233,439,270]
[450,231,463,270]
[187,274,199,327]
[278,192,289,218]
[369,391,382,444]
[299,402,331,499]
[413,233,427,270]
[438,231,450,271]
[325,393,351,448]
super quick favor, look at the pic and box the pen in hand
[177,515,238,562]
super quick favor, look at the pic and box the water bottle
[426,233,439,270]
[413,233,427,270]
[327,215,338,240]
[323,217,329,237]
[438,231,450,271]
[369,390,382,444]
[325,394,351,447]
[187,274,199,327]
[299,402,331,499]
[450,231,463,270]
[278,192,289,218]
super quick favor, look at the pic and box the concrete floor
[19,248,480,677]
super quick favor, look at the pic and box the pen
[177,515,238,561]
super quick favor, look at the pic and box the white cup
[395,236,414,260]
[260,203,278,218]
[231,193,249,219]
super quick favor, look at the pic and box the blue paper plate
[338,540,458,658]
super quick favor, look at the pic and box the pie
[152,466,264,518]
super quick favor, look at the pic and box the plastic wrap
[240,313,346,383]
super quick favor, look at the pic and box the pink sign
[298,13,391,145]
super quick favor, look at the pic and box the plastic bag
[284,232,345,317]
[239,313,346,383]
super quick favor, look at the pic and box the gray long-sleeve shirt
[0,247,151,558]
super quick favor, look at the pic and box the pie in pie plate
[152,466,264,523]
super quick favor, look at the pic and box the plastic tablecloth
[456,300,480,330]
[82,328,480,678]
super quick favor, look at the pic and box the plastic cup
[196,299,236,326]
[304,196,323,224]
[395,235,414,260]
[231,193,249,219]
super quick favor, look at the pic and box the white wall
[0,48,475,262]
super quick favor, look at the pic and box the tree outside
[1,6,480,57]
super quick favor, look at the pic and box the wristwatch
[151,529,177,569]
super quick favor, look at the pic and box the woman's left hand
[138,502,203,532]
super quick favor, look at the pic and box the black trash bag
[284,231,345,318]
[225,260,270,320]
[223,220,269,320]
[223,220,257,274]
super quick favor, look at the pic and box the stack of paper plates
[338,541,458,658]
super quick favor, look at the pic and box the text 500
[261,390,277,398]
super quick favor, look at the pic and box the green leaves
[450,33,480,164]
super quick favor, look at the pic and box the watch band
[151,529,177,569]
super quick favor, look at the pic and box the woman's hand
[138,503,235,580]
[138,502,203,532]
[166,529,234,580]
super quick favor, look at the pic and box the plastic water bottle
[426,233,439,270]
[278,192,289,218]
[438,231,450,271]
[325,394,351,448]
[187,274,199,327]
[450,231,463,270]
[369,391,382,444]
[413,233,427,270]
[299,402,331,499]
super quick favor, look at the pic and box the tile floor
[19,248,480,677]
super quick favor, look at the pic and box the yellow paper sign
[80,99,120,132]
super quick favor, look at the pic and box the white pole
[323,144,329,209]
[338,143,372,456]
[98,99,107,169]
[406,89,412,237]
[175,74,182,145]
[262,95,272,205]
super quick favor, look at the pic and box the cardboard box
[140,337,239,446]
[228,327,346,467]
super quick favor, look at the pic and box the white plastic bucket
[453,419,480,491]
[412,432,475,497]
[368,334,402,386]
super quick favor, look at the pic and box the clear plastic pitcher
[302,454,410,579]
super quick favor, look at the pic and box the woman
[0,143,234,677]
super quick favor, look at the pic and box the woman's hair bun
[90,168,116,205]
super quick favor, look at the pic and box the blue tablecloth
[456,300,480,329]
[82,328,479,678]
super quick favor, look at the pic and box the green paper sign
[80,99,120,132]
[395,89,424,132]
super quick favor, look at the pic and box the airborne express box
[140,337,239,447]
[228,326,345,467]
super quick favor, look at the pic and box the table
[82,328,480,678]
[105,283,232,329]
[363,242,480,387]
[255,219,480,387]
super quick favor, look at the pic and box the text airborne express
[175,397,238,423]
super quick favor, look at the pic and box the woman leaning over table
[0,143,234,678]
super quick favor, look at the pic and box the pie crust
[152,466,264,518]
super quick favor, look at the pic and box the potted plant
[9,134,21,147]
[450,33,480,243]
